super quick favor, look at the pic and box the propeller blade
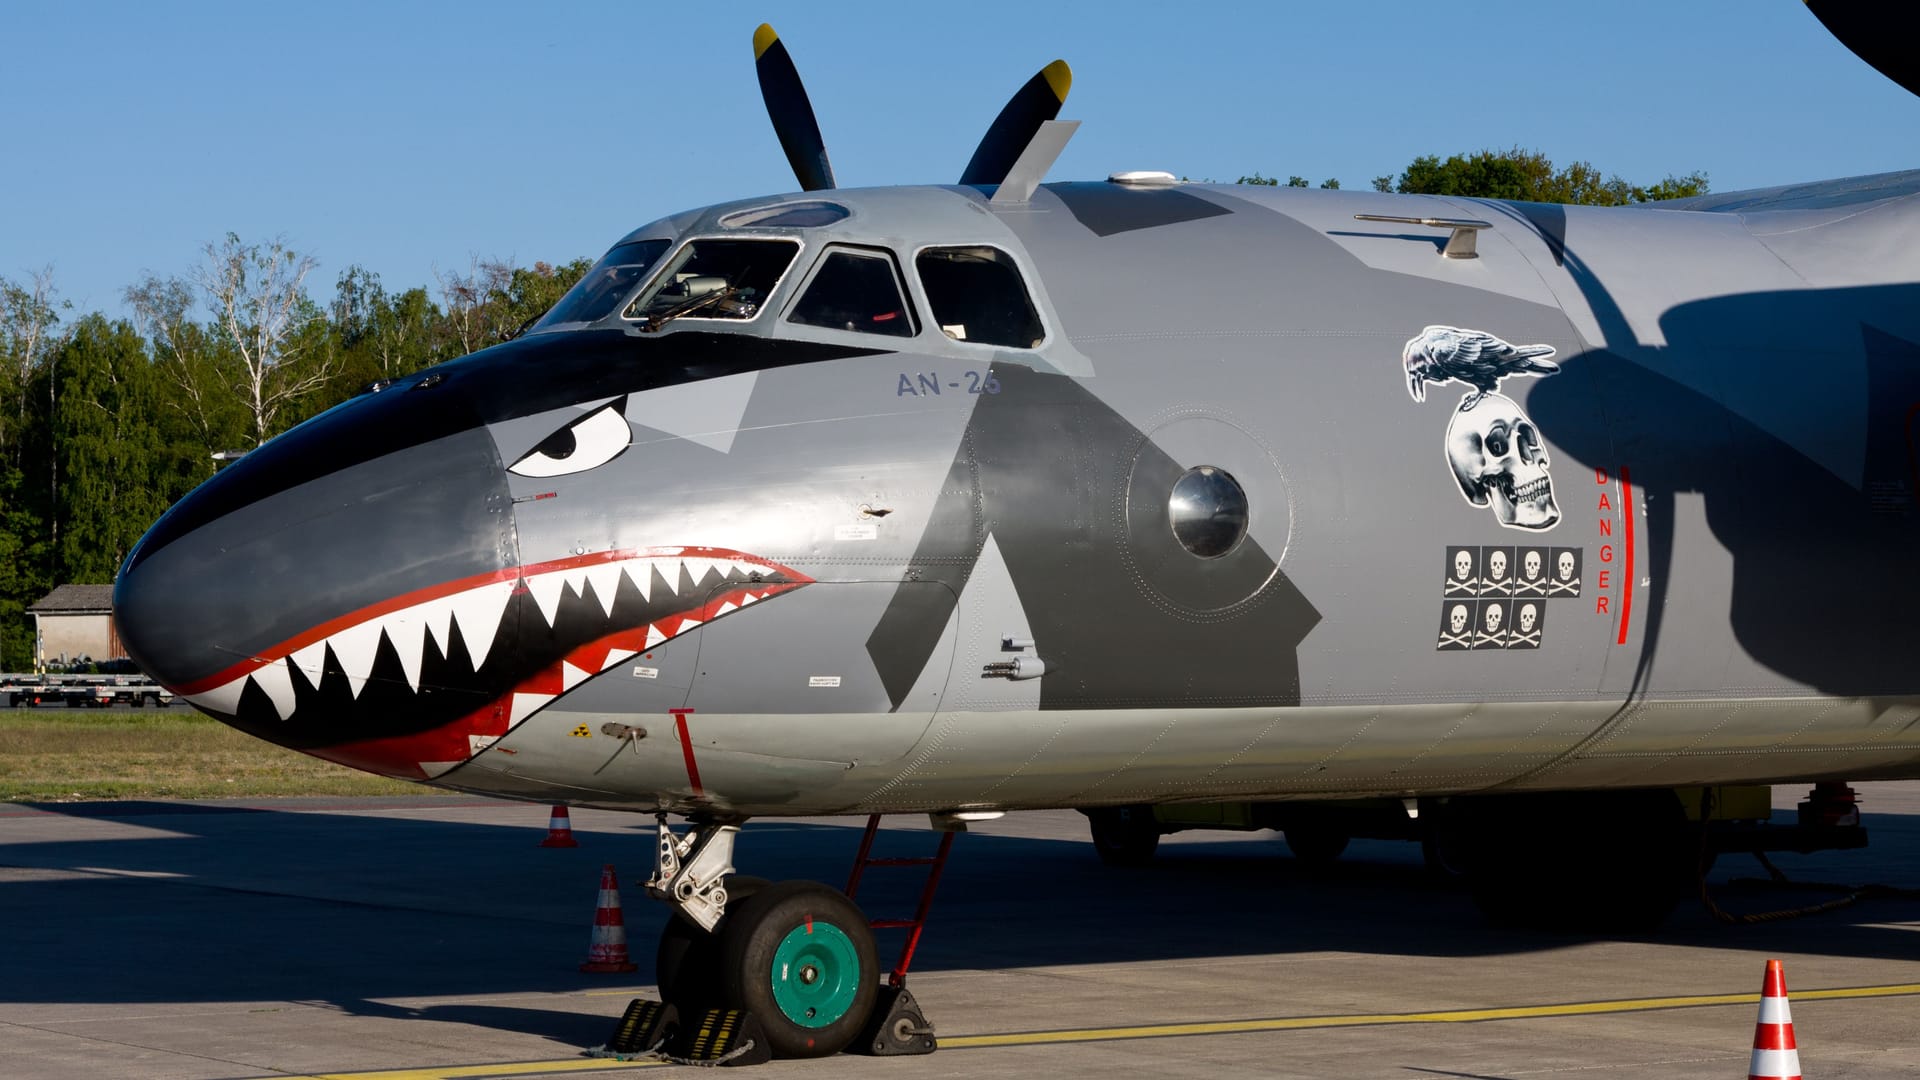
[753,23,836,191]
[959,60,1072,187]
[1805,1,1920,98]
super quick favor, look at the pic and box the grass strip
[0,711,432,800]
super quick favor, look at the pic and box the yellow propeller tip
[753,23,780,60]
[1042,59,1072,103]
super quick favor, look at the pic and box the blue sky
[6,1,1917,317]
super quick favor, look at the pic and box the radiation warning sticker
[569,724,592,738]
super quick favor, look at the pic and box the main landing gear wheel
[718,880,879,1058]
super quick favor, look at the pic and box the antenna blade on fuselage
[959,59,1072,187]
[753,23,836,191]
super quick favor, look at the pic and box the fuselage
[113,174,1920,817]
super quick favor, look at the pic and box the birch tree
[193,233,331,445]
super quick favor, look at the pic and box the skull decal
[1400,325,1562,532]
[1450,605,1469,633]
[1557,551,1575,581]
[1483,604,1503,633]
[1523,550,1542,580]
[1518,603,1538,633]
[1488,550,1508,581]
[1445,393,1560,530]
[1453,550,1472,580]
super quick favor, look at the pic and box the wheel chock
[667,1006,773,1067]
[603,998,679,1055]
[851,984,937,1056]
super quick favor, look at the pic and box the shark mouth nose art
[164,547,811,779]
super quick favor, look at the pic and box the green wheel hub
[766,920,862,1027]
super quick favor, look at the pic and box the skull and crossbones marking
[1508,601,1543,648]
[1513,548,1547,595]
[1444,548,1479,595]
[1473,601,1507,649]
[1436,603,1472,650]
[1548,548,1581,596]
[1445,392,1561,531]
[1480,548,1512,595]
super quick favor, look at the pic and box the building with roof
[26,584,122,670]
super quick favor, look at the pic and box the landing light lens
[1169,466,1248,558]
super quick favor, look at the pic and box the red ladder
[843,814,956,988]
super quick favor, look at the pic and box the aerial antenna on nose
[750,23,1073,192]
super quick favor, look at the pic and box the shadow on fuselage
[1525,280,1920,699]
[2,801,1919,1009]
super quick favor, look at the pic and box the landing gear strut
[640,814,946,1060]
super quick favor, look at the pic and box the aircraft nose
[113,380,517,763]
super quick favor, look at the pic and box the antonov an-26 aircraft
[112,11,1920,1059]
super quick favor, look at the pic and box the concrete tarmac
[2,785,1919,1079]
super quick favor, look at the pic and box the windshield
[626,238,800,329]
[533,239,671,329]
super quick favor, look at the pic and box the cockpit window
[914,246,1044,348]
[720,201,850,229]
[533,239,670,329]
[786,249,916,338]
[625,238,800,329]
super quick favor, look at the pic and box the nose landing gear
[639,814,948,1061]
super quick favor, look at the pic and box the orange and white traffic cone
[1749,958,1801,1080]
[581,864,640,973]
[541,804,579,848]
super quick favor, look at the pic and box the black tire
[718,880,878,1059]
[653,875,770,1009]
[1283,827,1351,868]
[1086,806,1161,866]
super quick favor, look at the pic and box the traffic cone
[541,805,579,848]
[1748,958,1801,1080]
[581,864,640,973]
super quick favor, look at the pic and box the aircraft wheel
[1283,826,1351,868]
[654,875,769,1009]
[718,880,878,1058]
[1085,806,1160,866]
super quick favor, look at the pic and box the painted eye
[508,400,632,477]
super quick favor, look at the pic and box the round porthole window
[1168,466,1249,558]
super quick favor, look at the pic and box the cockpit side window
[785,248,917,338]
[533,239,671,329]
[625,238,800,329]
[914,246,1044,348]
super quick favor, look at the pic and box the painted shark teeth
[182,552,791,727]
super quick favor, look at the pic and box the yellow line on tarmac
[304,1060,657,1079]
[271,981,1920,1079]
[940,981,1920,1049]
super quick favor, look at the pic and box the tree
[193,233,330,445]
[1235,173,1280,186]
[50,316,165,581]
[435,255,518,355]
[1390,147,1707,205]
